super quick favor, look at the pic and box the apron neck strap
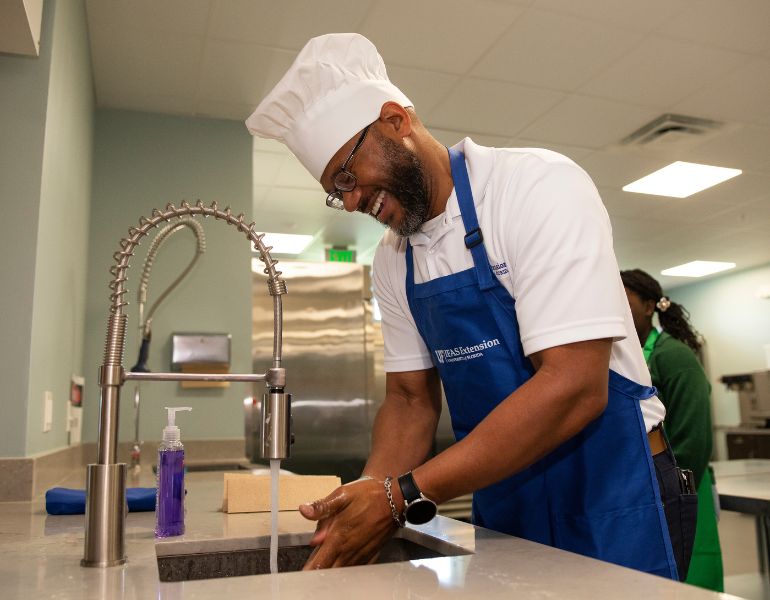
[448,147,495,290]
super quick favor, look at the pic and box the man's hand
[299,478,399,570]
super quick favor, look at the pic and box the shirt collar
[409,138,494,246]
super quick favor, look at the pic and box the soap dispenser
[155,406,192,538]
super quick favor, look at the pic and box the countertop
[712,459,770,515]
[712,459,770,480]
[0,468,743,599]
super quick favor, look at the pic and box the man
[246,33,692,579]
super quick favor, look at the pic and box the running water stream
[270,459,280,574]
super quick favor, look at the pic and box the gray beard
[376,136,430,237]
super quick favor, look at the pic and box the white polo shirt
[372,138,665,432]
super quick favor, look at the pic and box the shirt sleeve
[506,159,629,356]
[372,235,434,372]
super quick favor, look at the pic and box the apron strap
[448,147,496,291]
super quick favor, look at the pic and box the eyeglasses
[325,125,370,210]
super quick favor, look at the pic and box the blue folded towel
[45,487,156,515]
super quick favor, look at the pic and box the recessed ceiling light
[623,161,741,198]
[661,261,736,277]
[258,232,313,255]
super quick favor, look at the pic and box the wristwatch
[397,471,438,525]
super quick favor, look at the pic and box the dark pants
[653,449,698,580]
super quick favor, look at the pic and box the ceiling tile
[252,185,269,205]
[252,137,290,155]
[194,98,257,121]
[83,1,770,274]
[89,26,204,101]
[97,90,198,117]
[608,214,671,243]
[260,187,323,213]
[509,138,594,161]
[576,150,666,189]
[86,0,211,36]
[208,0,375,49]
[680,125,770,174]
[673,58,770,124]
[696,200,769,233]
[599,187,666,220]
[385,66,460,115]
[691,171,770,205]
[519,95,658,148]
[426,78,564,137]
[359,0,526,74]
[274,154,321,189]
[532,0,689,33]
[579,36,747,108]
[653,0,770,55]
[198,41,296,107]
[252,208,326,237]
[429,128,511,148]
[472,9,644,91]
[252,152,286,186]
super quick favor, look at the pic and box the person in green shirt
[621,268,723,591]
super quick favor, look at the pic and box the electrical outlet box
[43,391,53,432]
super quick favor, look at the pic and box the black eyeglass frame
[325,125,371,210]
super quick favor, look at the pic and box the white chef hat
[245,33,413,182]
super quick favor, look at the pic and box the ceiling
[84,0,770,288]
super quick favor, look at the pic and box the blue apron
[404,148,678,579]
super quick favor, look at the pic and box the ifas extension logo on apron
[435,338,501,364]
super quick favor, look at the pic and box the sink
[156,530,471,582]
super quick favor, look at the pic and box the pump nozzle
[163,406,192,443]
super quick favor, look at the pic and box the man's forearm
[363,368,442,479]
[414,339,612,505]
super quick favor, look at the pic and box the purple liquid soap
[155,407,192,538]
[155,447,185,537]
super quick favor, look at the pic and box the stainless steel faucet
[82,201,292,568]
[129,217,207,475]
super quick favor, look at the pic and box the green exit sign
[326,248,356,262]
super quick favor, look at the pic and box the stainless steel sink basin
[156,530,472,582]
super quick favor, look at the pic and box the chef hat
[245,33,412,182]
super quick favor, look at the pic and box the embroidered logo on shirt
[491,262,509,276]
[435,338,501,364]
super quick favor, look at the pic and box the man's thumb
[299,493,339,521]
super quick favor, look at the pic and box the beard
[376,135,431,237]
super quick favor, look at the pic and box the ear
[377,102,412,139]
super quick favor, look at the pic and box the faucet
[129,217,207,476]
[82,200,292,568]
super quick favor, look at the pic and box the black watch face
[406,499,437,525]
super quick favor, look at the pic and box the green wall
[669,263,770,458]
[83,109,253,448]
[672,263,770,420]
[0,0,94,457]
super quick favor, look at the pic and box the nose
[342,187,363,213]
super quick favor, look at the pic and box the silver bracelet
[384,476,404,527]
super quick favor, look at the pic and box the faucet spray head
[261,390,292,460]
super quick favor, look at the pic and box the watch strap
[397,471,422,504]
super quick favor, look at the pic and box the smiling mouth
[370,190,385,218]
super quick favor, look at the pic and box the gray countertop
[0,468,742,599]
[713,460,770,515]
[712,459,770,480]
